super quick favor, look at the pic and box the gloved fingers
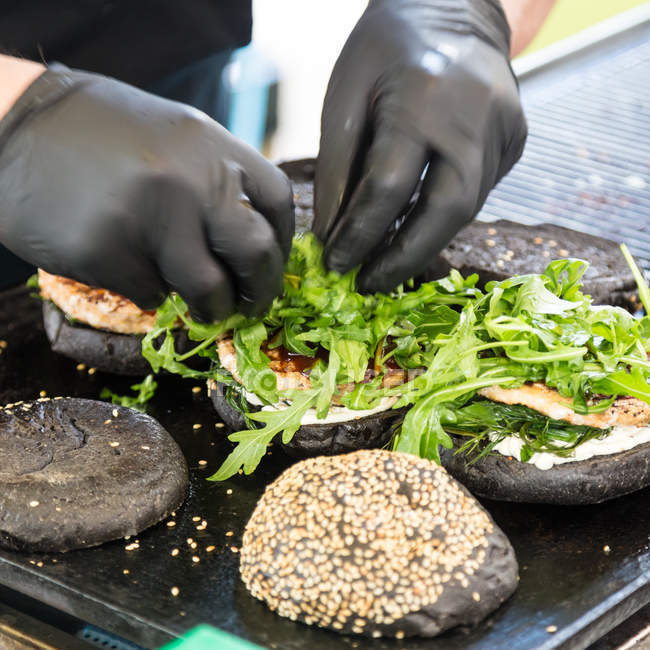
[155,209,235,323]
[357,154,479,294]
[204,199,285,316]
[313,81,369,243]
[322,126,429,274]
[232,142,296,260]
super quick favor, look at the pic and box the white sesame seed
[88,367,96,375]
[76,363,86,371]
[485,239,496,247]
[496,259,505,268]
[192,423,202,430]
[487,227,497,236]
[198,459,208,466]
[548,240,557,247]
[546,625,557,633]
[603,545,611,554]
[192,516,201,522]
[123,569,130,575]
[192,556,200,563]
[104,419,112,425]
[226,489,233,495]
[112,409,119,418]
[29,500,39,508]
[141,445,150,450]
[542,250,550,258]
[171,586,180,597]
[206,546,216,553]
[192,386,201,394]
[39,390,47,397]
[109,441,120,447]
[215,422,225,429]
[171,548,180,557]
[166,521,176,528]
[559,248,569,257]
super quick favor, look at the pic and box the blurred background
[221,0,650,161]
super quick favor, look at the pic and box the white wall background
[252,0,366,161]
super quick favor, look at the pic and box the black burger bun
[43,301,199,376]
[0,397,188,552]
[207,380,403,457]
[240,449,518,638]
[440,434,650,505]
[43,300,152,375]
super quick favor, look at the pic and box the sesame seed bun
[240,449,518,638]
[0,398,188,552]
[207,380,404,457]
[440,433,650,505]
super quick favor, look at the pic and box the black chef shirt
[0,0,253,88]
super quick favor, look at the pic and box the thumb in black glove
[314,0,527,293]
[0,65,295,320]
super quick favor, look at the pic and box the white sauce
[490,425,650,470]
[244,391,398,425]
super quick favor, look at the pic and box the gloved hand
[0,65,294,320]
[314,0,527,293]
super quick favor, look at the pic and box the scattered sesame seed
[166,521,176,528]
[485,238,496,247]
[215,422,225,429]
[141,445,150,451]
[88,367,96,375]
[603,545,611,554]
[225,531,234,537]
[123,569,130,575]
[54,396,63,400]
[534,236,543,244]
[186,538,194,545]
[39,390,47,397]
[206,545,216,553]
[472,592,481,602]
[55,506,61,512]
[548,240,557,247]
[198,459,208,466]
[104,419,112,425]
[76,363,86,371]
[226,489,233,495]
[559,249,569,257]
[192,423,202,430]
[395,631,405,640]
[29,500,39,508]
[496,259,505,268]
[112,409,119,418]
[192,556,200,563]
[546,625,557,633]
[542,250,550,258]
[487,227,497,236]
[191,542,197,549]
[171,586,180,597]
[36,561,44,568]
[192,386,201,394]
[196,522,207,531]
[171,549,180,557]
[230,546,239,553]
[192,516,201,522]
[109,441,120,447]
[125,543,139,551]
[0,340,7,349]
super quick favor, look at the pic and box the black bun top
[240,449,517,638]
[0,397,188,552]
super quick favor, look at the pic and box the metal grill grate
[479,33,650,269]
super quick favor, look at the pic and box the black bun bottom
[42,301,199,376]
[240,450,518,638]
[208,381,404,457]
[0,398,188,552]
[43,300,151,375]
[440,435,650,505]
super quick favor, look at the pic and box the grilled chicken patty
[38,270,156,335]
[478,382,650,428]
[217,338,409,396]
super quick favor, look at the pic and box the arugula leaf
[100,374,158,411]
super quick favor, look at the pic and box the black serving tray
[0,285,649,650]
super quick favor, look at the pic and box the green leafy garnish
[138,234,650,480]
[100,374,158,411]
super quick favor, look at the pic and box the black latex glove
[0,65,294,320]
[314,0,527,293]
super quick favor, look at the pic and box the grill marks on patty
[478,382,650,428]
[38,270,157,335]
